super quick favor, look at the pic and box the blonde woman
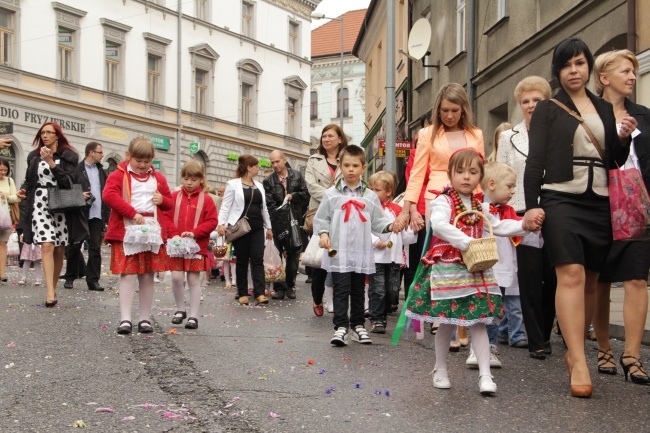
[0,158,19,283]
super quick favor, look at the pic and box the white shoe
[479,375,497,396]
[466,347,478,369]
[432,369,451,389]
[350,325,372,344]
[18,277,26,285]
[154,277,161,283]
[325,303,334,313]
[330,327,349,347]
[490,345,502,368]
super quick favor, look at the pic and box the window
[498,0,508,19]
[337,87,349,118]
[456,0,465,53]
[195,69,208,114]
[148,54,161,103]
[310,91,318,120]
[288,20,299,55]
[287,98,297,137]
[0,9,13,66]
[105,41,120,93]
[196,0,209,21]
[58,27,74,81]
[242,1,254,38]
[242,83,252,125]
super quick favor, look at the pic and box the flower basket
[453,210,498,272]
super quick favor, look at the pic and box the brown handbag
[9,202,19,225]
[303,208,317,234]
[225,184,255,243]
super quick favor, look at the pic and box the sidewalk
[608,285,650,345]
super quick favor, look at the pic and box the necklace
[448,188,482,225]
[130,171,151,183]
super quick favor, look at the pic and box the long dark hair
[32,122,74,153]
[0,158,10,177]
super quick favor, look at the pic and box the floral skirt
[404,261,504,326]
[168,256,207,272]
[110,242,168,274]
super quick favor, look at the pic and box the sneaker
[511,339,529,349]
[330,327,349,347]
[466,347,478,369]
[370,322,386,334]
[325,303,334,313]
[350,325,372,344]
[18,277,26,285]
[490,345,502,368]
[479,375,497,396]
[497,335,509,345]
[432,369,451,389]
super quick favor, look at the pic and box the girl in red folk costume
[103,136,174,335]
[395,149,539,396]
[165,160,218,330]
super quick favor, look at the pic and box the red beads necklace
[448,188,482,225]
[130,171,152,183]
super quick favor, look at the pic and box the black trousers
[404,229,426,300]
[517,244,557,352]
[65,243,86,281]
[310,267,328,304]
[85,219,103,285]
[272,238,300,292]
[331,271,366,330]
[232,228,265,298]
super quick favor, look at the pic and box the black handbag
[225,184,255,243]
[48,175,86,212]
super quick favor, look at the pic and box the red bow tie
[342,200,367,223]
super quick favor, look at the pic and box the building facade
[408,0,646,156]
[0,0,319,188]
[310,9,366,148]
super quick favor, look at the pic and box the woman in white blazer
[305,124,346,316]
[217,155,272,306]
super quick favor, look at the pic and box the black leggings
[232,229,266,298]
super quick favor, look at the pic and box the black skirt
[599,239,650,282]
[540,190,612,271]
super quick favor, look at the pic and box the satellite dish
[407,18,432,61]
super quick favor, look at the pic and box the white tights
[119,273,154,323]
[171,271,201,318]
[435,323,491,377]
[22,260,43,281]
[223,261,236,284]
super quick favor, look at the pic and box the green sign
[189,142,200,154]
[149,134,171,151]
[152,160,161,171]
[227,152,239,161]
[259,158,271,168]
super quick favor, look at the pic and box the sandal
[171,310,187,325]
[597,349,617,375]
[185,317,198,329]
[117,320,132,335]
[137,320,154,334]
[620,354,650,385]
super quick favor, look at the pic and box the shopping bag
[263,242,286,283]
[271,202,291,245]
[300,235,324,268]
[609,166,650,240]
[0,199,12,230]
[289,208,303,250]
[7,232,19,256]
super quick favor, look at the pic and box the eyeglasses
[40,131,56,136]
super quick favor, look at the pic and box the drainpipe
[386,0,396,172]
[466,0,476,114]
[176,0,183,186]
[628,0,636,102]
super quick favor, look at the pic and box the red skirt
[168,256,208,272]
[110,242,169,274]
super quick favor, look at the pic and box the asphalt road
[1,249,649,432]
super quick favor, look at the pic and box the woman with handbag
[0,158,19,283]
[17,122,81,307]
[217,155,272,306]
[305,124,347,316]
[523,38,632,398]
[591,50,650,385]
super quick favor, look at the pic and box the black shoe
[171,311,187,325]
[87,283,105,291]
[597,349,618,375]
[137,320,154,334]
[45,299,58,308]
[272,291,286,300]
[286,287,296,299]
[117,320,132,335]
[544,341,552,355]
[64,280,74,289]
[185,317,198,329]
[620,355,650,384]
[305,277,312,284]
[529,350,546,360]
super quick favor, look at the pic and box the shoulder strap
[550,98,604,160]
[242,183,254,217]
[173,192,182,227]
[194,193,205,227]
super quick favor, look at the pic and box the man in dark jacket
[63,142,109,291]
[263,150,309,300]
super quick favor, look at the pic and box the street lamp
[311,12,344,130]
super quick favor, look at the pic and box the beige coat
[304,153,341,211]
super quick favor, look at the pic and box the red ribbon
[341,200,367,223]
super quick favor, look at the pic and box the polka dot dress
[32,160,68,246]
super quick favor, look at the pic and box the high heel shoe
[620,355,650,385]
[45,299,58,308]
[564,353,593,398]
[597,349,617,375]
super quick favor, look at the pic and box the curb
[609,324,650,346]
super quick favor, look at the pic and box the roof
[311,9,367,58]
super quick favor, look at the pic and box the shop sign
[259,158,271,168]
[152,160,162,171]
[0,103,87,133]
[148,134,171,151]
[378,139,414,158]
[99,127,128,141]
[189,142,200,154]
[226,152,239,161]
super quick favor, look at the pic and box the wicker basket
[453,210,499,272]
